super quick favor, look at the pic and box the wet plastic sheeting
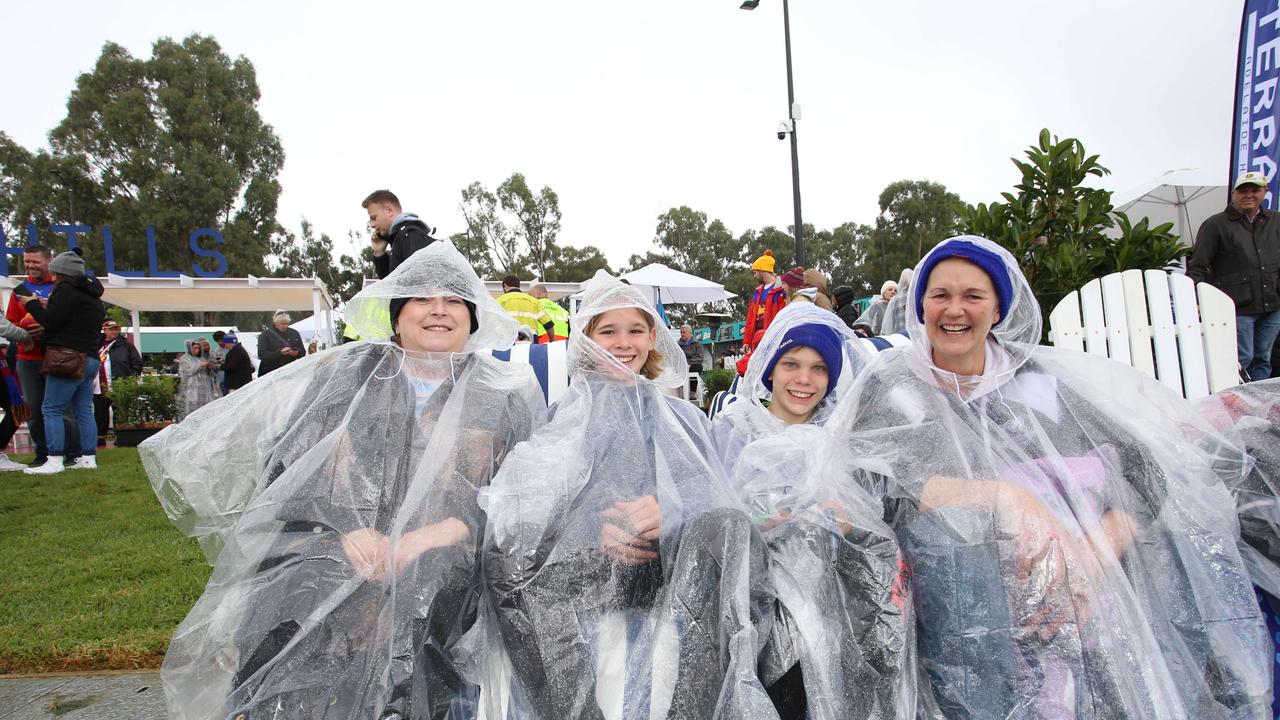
[829,237,1270,718]
[476,270,777,720]
[1197,378,1280,598]
[141,243,546,719]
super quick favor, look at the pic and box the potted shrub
[109,375,177,447]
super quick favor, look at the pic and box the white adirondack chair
[1047,269,1239,400]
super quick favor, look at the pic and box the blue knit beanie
[913,238,1013,326]
[762,323,844,400]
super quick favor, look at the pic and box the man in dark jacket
[257,311,307,377]
[363,189,437,279]
[221,333,254,391]
[95,320,143,445]
[1189,171,1280,381]
[831,286,860,330]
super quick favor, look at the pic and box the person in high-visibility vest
[529,284,569,341]
[496,275,555,343]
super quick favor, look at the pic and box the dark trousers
[16,359,78,460]
[93,394,111,442]
[490,508,766,720]
[228,530,476,720]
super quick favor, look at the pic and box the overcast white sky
[1,0,1238,268]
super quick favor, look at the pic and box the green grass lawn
[0,447,211,674]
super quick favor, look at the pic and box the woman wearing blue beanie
[824,235,1269,717]
[712,303,913,720]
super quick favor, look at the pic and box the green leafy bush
[959,129,1189,341]
[703,368,736,399]
[108,375,177,427]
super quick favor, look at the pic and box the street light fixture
[740,0,805,267]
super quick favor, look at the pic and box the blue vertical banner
[1233,0,1280,208]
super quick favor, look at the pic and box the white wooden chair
[1047,269,1239,400]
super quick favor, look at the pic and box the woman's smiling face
[587,307,655,375]
[922,257,1001,376]
[396,295,471,353]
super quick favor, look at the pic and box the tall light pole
[740,0,805,267]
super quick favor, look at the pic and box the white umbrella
[616,263,736,304]
[1112,168,1226,246]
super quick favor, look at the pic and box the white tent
[618,263,737,305]
[1113,168,1226,246]
[94,274,337,351]
[290,310,344,343]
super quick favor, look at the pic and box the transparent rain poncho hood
[823,235,1269,718]
[1196,378,1280,598]
[711,303,916,720]
[476,269,777,720]
[140,241,545,720]
[878,267,913,336]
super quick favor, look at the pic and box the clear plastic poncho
[141,242,547,720]
[711,303,916,720]
[176,342,221,421]
[1195,378,1280,599]
[827,236,1269,718]
[853,296,887,336]
[476,269,777,720]
[878,268,913,336]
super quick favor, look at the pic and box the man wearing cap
[95,320,143,445]
[220,333,254,391]
[1189,171,1280,381]
[738,249,788,375]
[257,311,307,377]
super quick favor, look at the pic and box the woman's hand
[600,495,663,565]
[9,403,28,427]
[340,527,389,579]
[393,517,470,574]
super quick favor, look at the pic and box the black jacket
[222,343,254,390]
[1188,205,1280,315]
[372,217,438,279]
[23,276,106,355]
[257,326,306,377]
[103,337,143,378]
[831,286,859,329]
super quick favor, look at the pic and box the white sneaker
[0,453,26,471]
[24,456,65,475]
[68,456,97,470]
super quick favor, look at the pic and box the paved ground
[0,671,164,719]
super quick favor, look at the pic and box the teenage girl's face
[396,294,470,353]
[588,307,655,375]
[767,346,829,424]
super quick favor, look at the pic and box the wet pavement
[0,671,164,719]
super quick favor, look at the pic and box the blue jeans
[1236,310,1280,382]
[43,356,100,457]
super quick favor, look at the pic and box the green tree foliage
[496,173,561,279]
[544,244,611,282]
[870,179,963,282]
[959,129,1187,336]
[0,35,283,278]
[449,231,497,280]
